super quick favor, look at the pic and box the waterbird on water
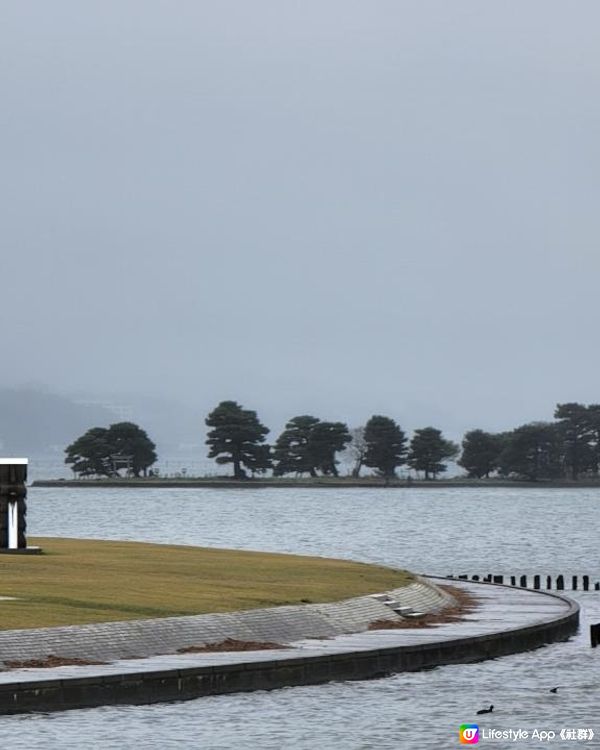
[476,705,494,715]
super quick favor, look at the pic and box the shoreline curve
[0,578,579,715]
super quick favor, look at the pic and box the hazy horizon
[3,2,599,440]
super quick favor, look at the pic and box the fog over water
[2,1,600,441]
[2,8,599,746]
[2,485,599,749]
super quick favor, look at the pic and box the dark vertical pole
[595,582,600,591]
[510,576,516,586]
[547,576,552,590]
[533,575,540,590]
[572,576,578,591]
[493,575,503,584]
[0,460,28,549]
[471,575,479,581]
[520,575,527,588]
[556,575,564,590]
[590,623,600,648]
[583,576,589,592]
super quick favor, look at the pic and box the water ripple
[1,486,598,749]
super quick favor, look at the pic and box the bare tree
[347,426,367,478]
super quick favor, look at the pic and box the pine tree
[65,427,113,477]
[554,403,595,479]
[65,422,157,477]
[458,429,504,478]
[408,427,458,480]
[106,422,157,477]
[363,415,407,478]
[273,416,350,476]
[498,422,562,481]
[310,421,352,476]
[205,401,270,479]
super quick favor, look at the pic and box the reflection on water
[2,487,599,749]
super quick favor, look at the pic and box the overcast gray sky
[2,1,599,437]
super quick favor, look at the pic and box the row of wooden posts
[446,574,600,591]
[448,573,600,649]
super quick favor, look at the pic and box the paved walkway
[0,579,578,692]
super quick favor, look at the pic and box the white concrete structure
[7,502,18,549]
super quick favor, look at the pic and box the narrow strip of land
[33,478,600,488]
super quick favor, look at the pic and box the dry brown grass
[4,655,106,668]
[368,585,479,630]
[178,638,289,653]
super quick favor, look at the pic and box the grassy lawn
[0,538,413,630]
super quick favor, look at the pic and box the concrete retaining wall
[0,580,451,664]
[0,581,579,715]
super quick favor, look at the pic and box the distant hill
[0,388,114,454]
[0,387,207,461]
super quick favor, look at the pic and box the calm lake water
[2,487,599,749]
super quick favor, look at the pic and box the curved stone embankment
[0,578,579,715]
[0,579,451,664]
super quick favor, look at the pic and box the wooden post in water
[547,576,552,590]
[493,575,503,584]
[556,575,564,590]
[510,576,516,586]
[533,575,540,590]
[520,575,527,588]
[583,576,589,592]
[590,623,600,648]
[471,575,479,581]
[572,576,578,591]
[595,582,600,591]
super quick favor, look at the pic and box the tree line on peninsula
[64,402,600,482]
